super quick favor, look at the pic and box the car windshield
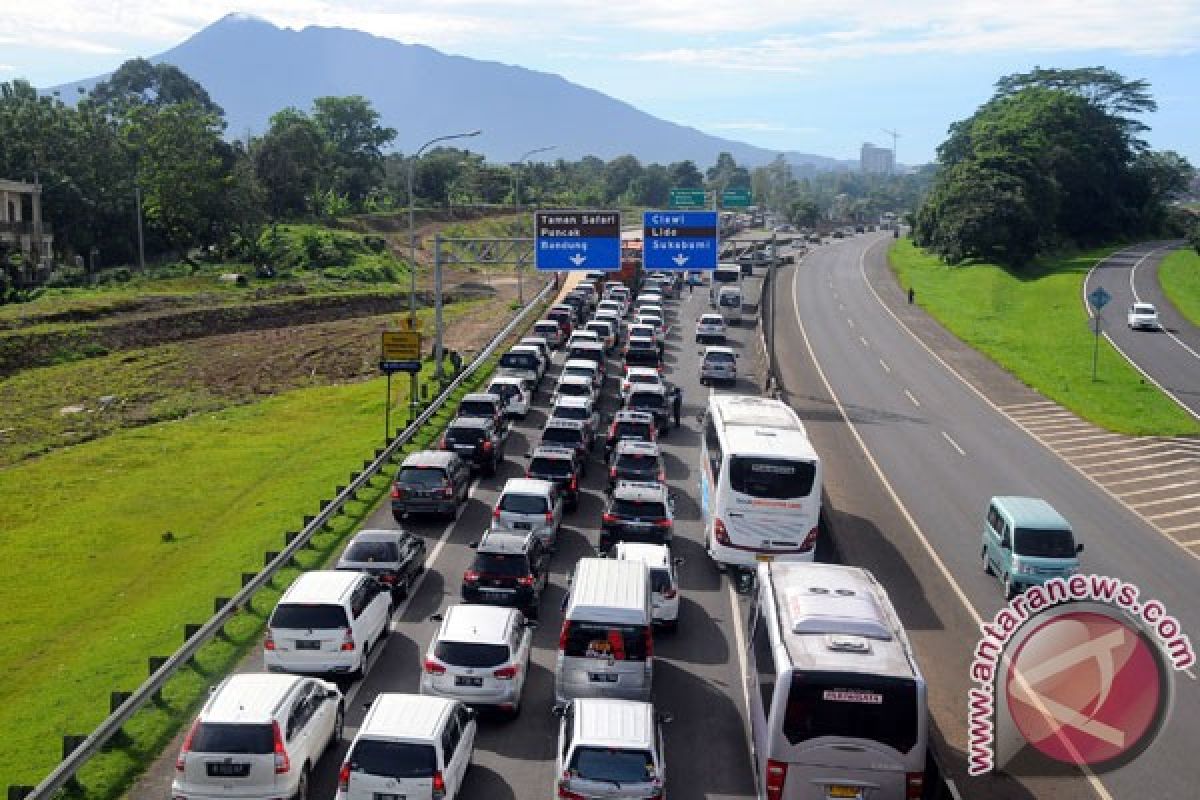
[558,382,591,397]
[398,466,448,488]
[631,326,655,337]
[270,603,349,629]
[570,348,603,364]
[500,493,548,513]
[701,317,723,325]
[650,568,672,594]
[191,723,273,754]
[729,456,816,499]
[1133,304,1155,314]
[543,427,584,446]
[719,293,740,307]
[488,383,518,401]
[434,641,510,667]
[1015,528,1078,558]
[472,552,530,576]
[626,351,659,367]
[529,457,572,477]
[569,747,655,784]
[562,621,649,661]
[349,740,436,779]
[344,540,399,562]
[564,367,594,381]
[612,498,667,518]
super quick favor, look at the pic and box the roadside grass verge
[889,239,1200,436]
[1158,248,1200,328]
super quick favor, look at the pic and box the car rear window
[344,540,399,563]
[500,353,537,370]
[564,367,594,381]
[562,621,649,661]
[434,641,511,667]
[398,466,448,488]
[473,552,531,576]
[569,347,603,363]
[616,452,656,470]
[557,382,591,397]
[615,422,652,439]
[446,426,485,444]
[782,672,919,754]
[650,568,672,594]
[349,739,436,779]
[553,405,589,421]
[729,456,816,499]
[706,351,735,364]
[458,400,496,417]
[612,499,667,518]
[488,384,518,401]
[529,457,572,477]
[542,427,583,447]
[500,493,549,513]
[191,723,273,754]
[570,747,655,783]
[270,603,349,630]
[629,392,664,409]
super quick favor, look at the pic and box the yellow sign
[399,316,423,331]
[381,330,421,362]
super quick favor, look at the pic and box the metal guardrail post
[23,278,555,800]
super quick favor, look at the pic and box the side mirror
[1076,543,1085,553]
[552,702,568,718]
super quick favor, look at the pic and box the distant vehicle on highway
[696,312,727,343]
[1127,302,1161,331]
[981,496,1083,599]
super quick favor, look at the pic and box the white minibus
[747,562,928,800]
[700,395,822,567]
[710,263,742,306]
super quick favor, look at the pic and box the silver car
[420,604,534,716]
[699,345,738,385]
[492,477,563,549]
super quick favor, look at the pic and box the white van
[747,563,928,800]
[555,557,653,703]
[717,284,743,324]
[700,395,822,568]
[710,263,741,306]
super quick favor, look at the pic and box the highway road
[1082,242,1200,421]
[773,232,1200,799]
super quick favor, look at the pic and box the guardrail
[21,279,555,800]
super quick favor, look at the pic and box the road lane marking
[1090,458,1196,478]
[859,335,869,347]
[1004,400,1060,410]
[904,389,920,407]
[1040,431,1125,445]
[1055,439,1145,454]
[1130,492,1200,509]
[848,318,855,328]
[941,431,966,456]
[1146,505,1200,521]
[1074,448,1183,468]
[1178,537,1200,546]
[1021,421,1101,433]
[879,358,891,373]
[1120,481,1200,498]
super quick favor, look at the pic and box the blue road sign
[642,210,718,270]
[1088,286,1112,311]
[534,210,621,271]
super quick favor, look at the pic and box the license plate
[512,521,531,530]
[755,554,774,562]
[827,787,862,799]
[374,794,405,800]
[295,640,321,650]
[455,676,484,687]
[206,762,250,778]
[479,587,513,594]
[589,672,618,682]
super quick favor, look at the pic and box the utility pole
[882,128,901,175]
[513,146,555,307]
[134,185,146,272]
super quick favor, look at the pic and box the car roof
[563,359,599,370]
[462,392,500,403]
[991,496,1072,529]
[439,604,517,646]
[572,698,655,751]
[279,570,362,605]
[401,450,458,469]
[544,417,586,430]
[535,319,561,327]
[627,336,657,347]
[624,367,659,378]
[360,693,455,742]
[532,445,577,459]
[629,382,666,395]
[204,673,304,723]
[477,530,534,555]
[705,345,737,355]
[553,395,591,407]
[612,480,669,501]
[501,477,554,495]
[448,415,491,430]
[488,375,524,386]
[557,374,593,385]
[616,439,660,455]
[700,313,725,322]
[615,542,671,570]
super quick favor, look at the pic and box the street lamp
[404,129,481,423]
[512,146,555,306]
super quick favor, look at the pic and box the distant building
[0,178,54,281]
[860,143,894,175]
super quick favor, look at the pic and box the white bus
[700,395,822,567]
[710,262,742,306]
[747,562,928,800]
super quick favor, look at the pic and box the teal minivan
[982,496,1083,598]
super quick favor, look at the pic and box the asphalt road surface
[1083,241,1200,421]
[775,232,1200,800]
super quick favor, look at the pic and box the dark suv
[462,530,550,619]
[539,418,591,465]
[441,415,506,476]
[526,445,583,511]
[391,451,472,521]
[600,480,675,552]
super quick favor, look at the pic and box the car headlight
[1014,561,1036,575]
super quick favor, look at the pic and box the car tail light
[441,485,454,498]
[432,770,447,800]
[609,467,617,478]
[644,627,654,658]
[569,476,578,491]
[517,575,535,588]
[424,659,446,675]
[272,720,291,774]
[558,621,569,650]
[175,718,199,771]
[263,632,276,651]
[657,470,666,482]
[602,512,617,524]
[714,518,731,546]
[391,484,404,499]
[482,440,494,452]
[655,518,673,529]
[545,511,555,523]
[525,469,532,478]
[340,629,356,651]
[463,569,480,584]
[493,665,519,680]
[765,759,787,800]
[438,435,448,449]
[377,573,397,584]
[800,526,819,553]
[557,777,586,799]
[906,771,925,799]
[338,762,351,792]
[492,506,501,519]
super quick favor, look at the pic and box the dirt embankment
[0,286,495,377]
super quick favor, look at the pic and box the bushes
[256,224,405,283]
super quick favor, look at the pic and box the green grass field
[1158,248,1200,327]
[889,239,1200,436]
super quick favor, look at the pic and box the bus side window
[752,608,775,717]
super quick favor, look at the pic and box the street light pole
[513,146,555,307]
[405,129,481,424]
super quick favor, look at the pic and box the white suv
[614,542,682,631]
[554,698,669,800]
[420,604,535,716]
[173,673,343,800]
[492,478,564,550]
[265,571,392,678]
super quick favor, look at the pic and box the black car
[336,529,426,600]
[599,480,675,552]
[527,445,583,511]
[441,416,506,476]
[604,410,657,459]
[607,440,665,491]
[462,530,550,619]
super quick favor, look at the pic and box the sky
[2,1,1199,165]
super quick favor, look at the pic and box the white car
[596,299,624,319]
[566,330,601,350]
[486,375,531,419]
[553,373,600,405]
[614,542,682,630]
[532,319,566,348]
[554,698,669,800]
[1127,302,1161,331]
[492,478,564,549]
[634,313,668,345]
[699,345,738,385]
[621,366,665,401]
[562,358,604,391]
[695,313,727,342]
[420,604,534,716]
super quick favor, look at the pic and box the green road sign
[720,188,752,208]
[669,188,707,208]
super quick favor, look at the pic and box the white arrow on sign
[672,253,689,268]
[569,253,587,267]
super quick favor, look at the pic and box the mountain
[48,13,852,169]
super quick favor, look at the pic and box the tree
[788,197,820,228]
[252,108,326,218]
[993,66,1156,139]
[629,164,671,206]
[603,155,643,203]
[667,160,704,188]
[87,58,223,120]
[706,152,751,190]
[311,95,396,205]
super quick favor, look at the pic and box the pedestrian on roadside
[672,386,683,428]
[907,287,915,304]
[688,277,694,296]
